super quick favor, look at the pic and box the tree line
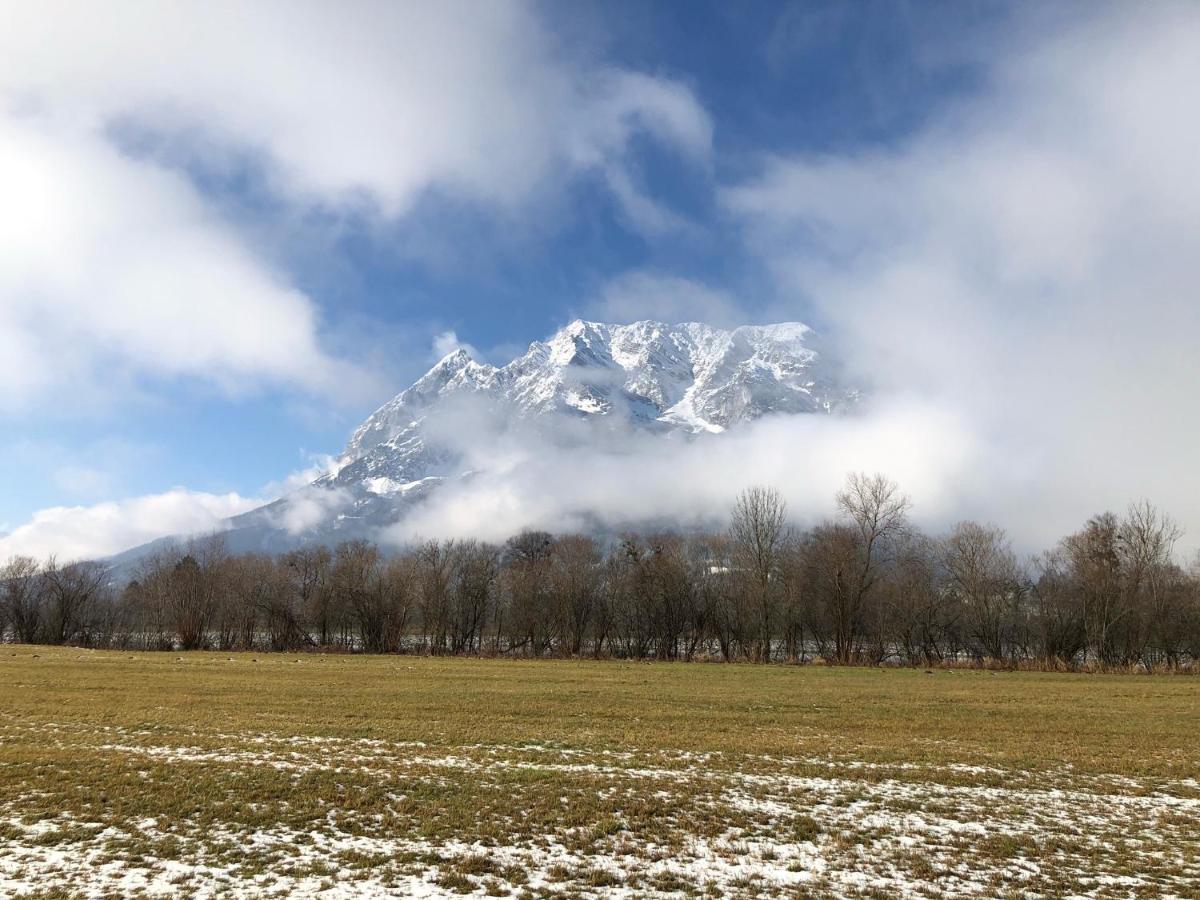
[3,474,1199,670]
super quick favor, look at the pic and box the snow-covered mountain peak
[431,346,476,369]
[543,319,618,368]
[341,317,849,470]
[178,318,859,555]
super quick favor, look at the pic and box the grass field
[0,647,1197,898]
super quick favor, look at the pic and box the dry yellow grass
[1,646,1197,898]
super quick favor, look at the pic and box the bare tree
[376,553,417,653]
[549,535,600,656]
[1030,549,1087,667]
[125,550,175,650]
[878,533,947,666]
[1119,501,1183,665]
[283,546,332,645]
[503,531,555,655]
[824,473,910,663]
[165,537,229,650]
[41,558,111,645]
[226,554,303,652]
[2,556,45,644]
[640,535,698,660]
[9,475,1200,671]
[941,522,1025,663]
[331,540,383,652]
[417,540,454,653]
[698,533,748,661]
[449,541,496,654]
[1063,513,1126,666]
[801,523,859,661]
[608,537,654,659]
[730,486,788,662]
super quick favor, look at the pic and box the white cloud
[722,2,1200,551]
[0,449,348,560]
[384,399,974,545]
[0,0,710,411]
[269,486,354,537]
[431,331,480,362]
[0,489,262,562]
[0,2,708,216]
[257,454,342,500]
[0,114,364,411]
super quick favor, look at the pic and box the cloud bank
[718,1,1200,551]
[0,114,361,409]
[386,399,974,545]
[0,0,709,412]
[386,3,1200,555]
[0,490,262,562]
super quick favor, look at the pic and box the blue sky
[3,0,1199,559]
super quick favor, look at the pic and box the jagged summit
[344,319,842,461]
[321,318,853,508]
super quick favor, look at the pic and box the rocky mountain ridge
[113,319,855,561]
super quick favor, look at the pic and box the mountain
[113,319,855,563]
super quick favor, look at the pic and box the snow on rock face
[327,320,853,501]
[345,349,497,457]
[133,319,855,556]
[348,320,844,452]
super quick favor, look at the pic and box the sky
[2,0,1198,560]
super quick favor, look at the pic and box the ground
[0,648,1197,898]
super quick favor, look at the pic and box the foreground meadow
[0,647,1196,898]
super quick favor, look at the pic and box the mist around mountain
[113,319,855,563]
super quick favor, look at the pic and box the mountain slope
[113,319,855,562]
[324,319,849,493]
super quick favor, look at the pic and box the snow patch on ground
[2,721,1197,898]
